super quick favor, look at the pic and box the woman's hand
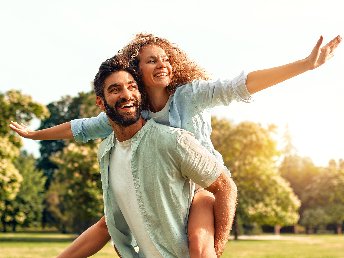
[306,35,341,70]
[9,121,37,139]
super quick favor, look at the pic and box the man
[74,55,236,258]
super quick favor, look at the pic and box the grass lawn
[0,232,343,258]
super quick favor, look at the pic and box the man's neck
[110,117,146,142]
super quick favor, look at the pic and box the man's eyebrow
[106,83,120,91]
[128,80,137,84]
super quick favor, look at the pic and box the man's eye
[148,60,155,63]
[109,88,119,93]
[129,85,138,90]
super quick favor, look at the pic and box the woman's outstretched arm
[246,35,341,94]
[9,121,73,140]
[10,112,112,142]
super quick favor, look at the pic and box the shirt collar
[99,119,156,159]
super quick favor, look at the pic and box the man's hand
[206,172,238,257]
[306,35,341,70]
[9,121,36,139]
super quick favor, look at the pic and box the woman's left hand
[306,35,341,70]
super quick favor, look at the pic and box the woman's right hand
[9,121,37,139]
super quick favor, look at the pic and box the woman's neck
[146,87,170,112]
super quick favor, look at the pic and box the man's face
[98,71,142,126]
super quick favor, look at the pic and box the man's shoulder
[149,119,190,137]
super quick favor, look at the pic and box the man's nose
[120,87,132,99]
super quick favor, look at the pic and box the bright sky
[1,0,343,166]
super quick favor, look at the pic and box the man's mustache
[114,98,140,108]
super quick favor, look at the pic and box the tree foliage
[0,90,48,232]
[211,117,300,230]
[302,161,344,234]
[46,143,102,233]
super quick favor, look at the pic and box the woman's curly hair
[119,33,209,94]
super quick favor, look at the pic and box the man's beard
[103,97,142,127]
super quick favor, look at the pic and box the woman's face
[138,45,172,89]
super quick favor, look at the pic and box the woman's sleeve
[179,71,253,111]
[71,112,112,143]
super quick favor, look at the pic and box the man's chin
[108,113,141,126]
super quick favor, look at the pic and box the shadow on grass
[0,237,76,243]
[0,232,77,243]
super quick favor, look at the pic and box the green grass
[0,233,343,258]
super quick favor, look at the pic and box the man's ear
[96,96,106,111]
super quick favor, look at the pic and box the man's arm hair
[206,172,237,257]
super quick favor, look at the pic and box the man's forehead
[105,70,136,86]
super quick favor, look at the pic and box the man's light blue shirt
[99,119,223,257]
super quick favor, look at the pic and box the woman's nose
[157,58,166,68]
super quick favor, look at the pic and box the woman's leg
[56,216,111,258]
[188,189,217,258]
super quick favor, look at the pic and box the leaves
[211,117,300,226]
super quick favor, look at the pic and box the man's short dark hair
[94,55,139,98]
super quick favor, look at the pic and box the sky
[1,0,343,166]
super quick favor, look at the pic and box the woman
[11,33,341,258]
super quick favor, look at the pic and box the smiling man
[87,55,237,258]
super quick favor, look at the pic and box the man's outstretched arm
[56,216,111,258]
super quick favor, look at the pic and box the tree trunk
[293,224,298,234]
[336,224,342,235]
[12,221,17,232]
[274,225,281,235]
[233,214,239,240]
[2,221,7,233]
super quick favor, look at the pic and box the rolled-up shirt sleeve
[176,132,224,188]
[177,71,253,112]
[71,112,112,143]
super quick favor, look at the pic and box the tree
[211,117,300,238]
[46,143,103,233]
[4,152,46,231]
[37,92,99,228]
[280,155,320,203]
[302,163,344,234]
[0,90,48,232]
[0,159,22,232]
[300,208,330,234]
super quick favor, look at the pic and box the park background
[1,0,343,257]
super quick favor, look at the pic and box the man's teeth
[120,104,134,108]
